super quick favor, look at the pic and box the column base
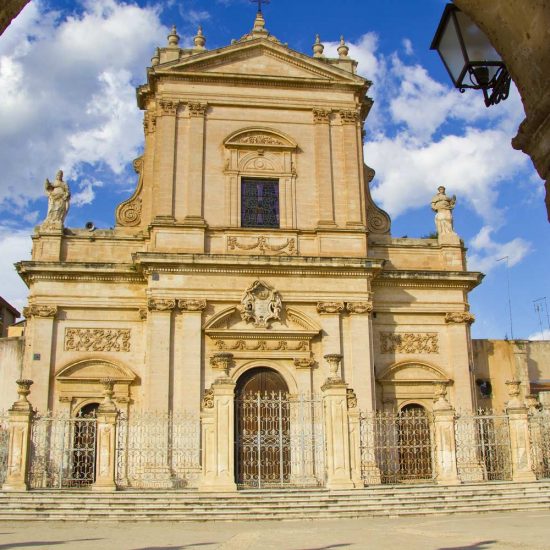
[1,482,28,492]
[198,480,238,493]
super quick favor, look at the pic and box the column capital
[178,299,207,312]
[23,304,57,319]
[187,101,208,117]
[158,98,180,116]
[445,311,475,324]
[317,301,344,315]
[312,108,331,123]
[147,298,177,311]
[339,109,360,124]
[346,301,373,315]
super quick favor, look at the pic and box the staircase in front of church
[1,481,550,521]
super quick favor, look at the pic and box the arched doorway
[397,403,433,481]
[70,402,99,487]
[235,367,290,488]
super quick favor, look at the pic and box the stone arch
[231,359,298,395]
[378,361,449,383]
[224,127,298,149]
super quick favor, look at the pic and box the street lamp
[430,3,511,107]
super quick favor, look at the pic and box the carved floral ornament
[227,236,297,256]
[65,328,131,353]
[147,298,207,312]
[23,304,57,318]
[380,332,439,355]
[339,109,360,124]
[444,312,476,324]
[312,108,331,124]
[317,302,373,315]
[238,280,282,328]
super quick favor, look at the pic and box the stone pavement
[1,511,549,550]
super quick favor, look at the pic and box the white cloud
[72,178,104,207]
[402,38,413,56]
[0,0,167,211]
[0,227,33,314]
[528,329,550,341]
[467,226,532,273]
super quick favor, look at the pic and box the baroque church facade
[9,12,532,493]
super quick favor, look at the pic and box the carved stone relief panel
[64,328,131,352]
[238,280,282,328]
[445,312,476,324]
[316,302,345,315]
[227,235,297,256]
[380,332,439,354]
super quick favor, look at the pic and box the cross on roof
[251,0,270,13]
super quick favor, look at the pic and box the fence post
[346,390,366,487]
[2,380,34,492]
[432,383,460,485]
[322,355,356,489]
[92,379,118,491]
[506,381,537,482]
[198,377,237,492]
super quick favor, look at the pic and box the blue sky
[0,0,548,340]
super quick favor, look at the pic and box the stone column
[340,109,363,228]
[22,305,57,412]
[2,380,34,491]
[511,340,530,400]
[321,356,356,489]
[506,380,537,482]
[444,312,476,411]
[432,383,460,485]
[317,302,344,379]
[145,298,176,412]
[198,378,237,492]
[313,108,336,228]
[175,299,206,414]
[184,102,207,226]
[346,299,375,412]
[153,99,178,222]
[92,379,118,492]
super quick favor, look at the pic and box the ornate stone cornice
[23,304,57,319]
[147,298,176,312]
[317,302,345,315]
[346,301,373,315]
[178,299,207,312]
[444,312,475,324]
[188,102,207,117]
[312,108,331,124]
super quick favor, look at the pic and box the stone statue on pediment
[41,170,70,230]
[431,186,456,235]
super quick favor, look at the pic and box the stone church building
[2,12,546,493]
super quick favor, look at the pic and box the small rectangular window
[241,178,279,228]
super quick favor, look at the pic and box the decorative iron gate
[0,411,8,485]
[360,409,435,484]
[29,411,97,488]
[455,411,512,481]
[235,392,325,488]
[529,410,550,479]
[115,411,201,489]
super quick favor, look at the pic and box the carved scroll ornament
[64,328,131,352]
[317,302,345,315]
[227,236,296,256]
[380,332,439,355]
[346,302,373,315]
[116,156,143,227]
[238,280,282,328]
[178,299,207,312]
[147,298,176,311]
[202,388,214,409]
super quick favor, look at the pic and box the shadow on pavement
[0,539,102,549]
[296,545,351,550]
[439,541,499,550]
[132,544,218,550]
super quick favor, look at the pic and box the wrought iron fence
[235,392,325,488]
[115,411,201,489]
[359,410,435,484]
[29,411,97,488]
[529,410,550,479]
[454,410,512,482]
[0,411,9,485]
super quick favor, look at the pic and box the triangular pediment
[158,40,365,86]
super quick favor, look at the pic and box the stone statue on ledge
[41,170,70,230]
[431,186,456,236]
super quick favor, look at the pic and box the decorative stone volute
[346,388,357,409]
[445,312,475,324]
[313,34,324,58]
[346,301,373,315]
[324,353,343,379]
[202,388,214,409]
[317,302,344,315]
[147,298,176,312]
[178,299,207,312]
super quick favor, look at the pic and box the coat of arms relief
[238,280,282,328]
